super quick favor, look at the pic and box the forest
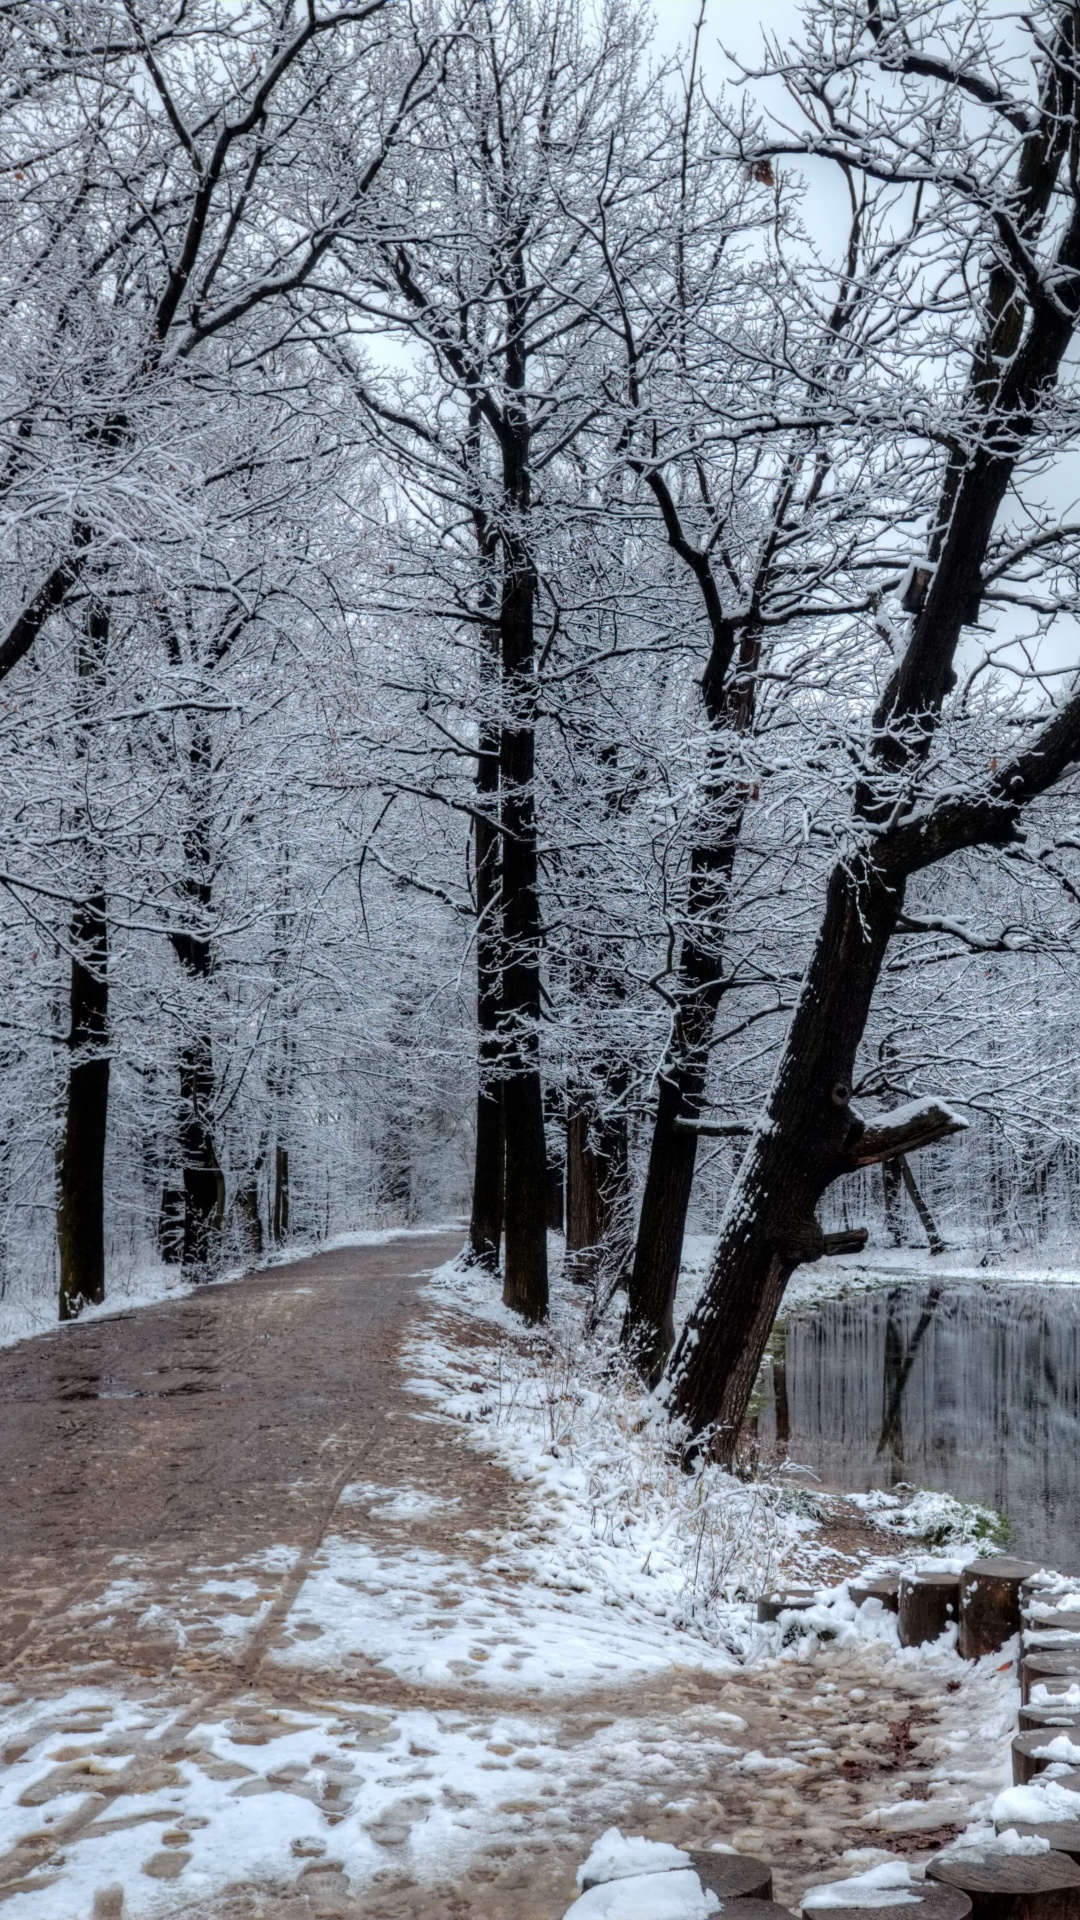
[4,0,1080,1459]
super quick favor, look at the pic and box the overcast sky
[648,0,805,76]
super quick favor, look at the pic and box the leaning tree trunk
[665,858,903,1456]
[57,891,109,1320]
[664,854,968,1457]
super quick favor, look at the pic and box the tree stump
[800,1883,971,1920]
[1019,1704,1080,1733]
[850,1574,901,1612]
[720,1902,792,1920]
[899,1571,961,1647]
[757,1592,817,1624]
[1022,1653,1080,1705]
[1023,1616,1080,1647]
[926,1843,1080,1919]
[960,1558,1041,1660]
[1012,1728,1080,1785]
[686,1852,772,1901]
[996,1826,1080,1866]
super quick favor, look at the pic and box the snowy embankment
[410,1254,1006,1661]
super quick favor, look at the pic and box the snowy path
[0,1237,1017,1919]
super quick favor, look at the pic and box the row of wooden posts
[747,1557,1080,1918]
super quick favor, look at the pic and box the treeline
[4,1,1080,1451]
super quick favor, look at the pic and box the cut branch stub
[822,1228,869,1257]
[848,1098,968,1170]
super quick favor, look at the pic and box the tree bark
[624,622,755,1376]
[665,856,904,1455]
[57,890,109,1321]
[57,596,110,1322]
[467,719,504,1267]
[178,1030,224,1274]
[497,408,547,1320]
[272,1143,290,1244]
[170,713,223,1281]
[565,1085,630,1290]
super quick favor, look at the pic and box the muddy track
[0,1236,1012,1920]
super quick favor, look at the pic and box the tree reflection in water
[756,1283,1080,1566]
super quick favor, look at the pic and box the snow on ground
[406,1254,1003,1658]
[0,1234,1056,1916]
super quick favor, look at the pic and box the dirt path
[0,1237,1013,1920]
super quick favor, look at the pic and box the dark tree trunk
[169,712,224,1281]
[272,1144,290,1244]
[57,596,110,1322]
[565,1083,631,1290]
[158,1185,184,1264]
[468,719,504,1268]
[497,483,547,1321]
[565,1099,601,1284]
[178,1031,223,1275]
[233,1167,264,1261]
[882,1157,905,1245]
[57,891,109,1321]
[666,857,903,1456]
[544,1084,565,1234]
[623,627,754,1376]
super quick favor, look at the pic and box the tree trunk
[169,711,224,1281]
[233,1172,264,1261]
[497,524,547,1321]
[57,891,109,1321]
[158,1184,183,1264]
[272,1144,290,1244]
[665,856,903,1457]
[565,1086,630,1290]
[882,1157,905,1245]
[57,595,110,1323]
[178,1031,223,1276]
[468,719,504,1268]
[565,1100,600,1283]
[623,626,756,1377]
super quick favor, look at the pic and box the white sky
[649,0,805,70]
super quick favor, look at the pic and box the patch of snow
[568,1869,719,1919]
[576,1828,691,1888]
[803,1861,920,1908]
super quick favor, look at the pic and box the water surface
[757,1281,1080,1567]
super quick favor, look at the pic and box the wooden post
[1012,1728,1080,1786]
[960,1557,1041,1659]
[800,1886,971,1920]
[580,1853,771,1901]
[1019,1704,1080,1733]
[996,1825,1080,1866]
[687,1855,772,1903]
[927,1842,1080,1918]
[899,1571,961,1647]
[1021,1652,1080,1705]
[850,1574,901,1612]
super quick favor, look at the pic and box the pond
[755,1280,1080,1569]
